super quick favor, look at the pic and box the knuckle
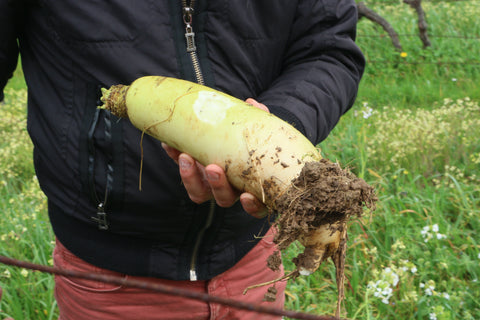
[215,200,231,208]
[214,196,236,208]
[188,189,212,204]
[189,194,206,204]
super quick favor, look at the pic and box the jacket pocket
[42,0,154,45]
[78,81,125,229]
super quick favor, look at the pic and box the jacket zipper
[181,0,214,281]
[182,0,204,85]
[189,200,215,281]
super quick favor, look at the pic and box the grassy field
[1,1,479,319]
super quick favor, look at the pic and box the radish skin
[297,223,342,276]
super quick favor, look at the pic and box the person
[0,0,365,319]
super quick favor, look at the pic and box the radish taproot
[100,76,376,309]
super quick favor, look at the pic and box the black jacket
[0,0,365,280]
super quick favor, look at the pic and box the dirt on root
[272,159,377,254]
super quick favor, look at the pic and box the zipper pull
[91,202,109,230]
[190,269,198,281]
[183,6,196,53]
[184,24,197,53]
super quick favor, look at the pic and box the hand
[162,98,269,218]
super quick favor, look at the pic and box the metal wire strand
[0,255,345,320]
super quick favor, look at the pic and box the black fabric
[1,0,365,281]
[0,0,22,96]
[268,105,308,137]
[49,199,265,280]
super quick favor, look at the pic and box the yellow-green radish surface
[103,76,321,208]
[101,76,377,309]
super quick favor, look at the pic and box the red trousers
[53,228,286,320]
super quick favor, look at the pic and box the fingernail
[206,171,220,182]
[242,194,258,211]
[179,157,192,170]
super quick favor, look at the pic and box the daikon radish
[101,76,376,311]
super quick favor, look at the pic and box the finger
[245,98,269,112]
[240,193,268,219]
[205,164,239,207]
[161,142,182,163]
[178,153,212,204]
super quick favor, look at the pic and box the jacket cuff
[268,105,307,138]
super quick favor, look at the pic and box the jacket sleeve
[258,0,365,145]
[0,0,23,102]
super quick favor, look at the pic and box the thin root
[138,101,178,191]
[243,271,298,295]
[333,227,348,319]
[139,130,147,191]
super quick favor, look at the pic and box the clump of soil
[266,250,282,272]
[263,286,278,302]
[272,159,377,254]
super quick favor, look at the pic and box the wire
[358,34,480,40]
[366,60,480,64]
[0,255,343,320]
[363,0,479,5]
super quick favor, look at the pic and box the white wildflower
[425,287,434,296]
[421,224,447,242]
[423,281,435,296]
[21,268,29,277]
[362,106,373,119]
[436,233,446,240]
[368,267,400,304]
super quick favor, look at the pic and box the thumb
[245,98,269,113]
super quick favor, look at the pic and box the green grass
[1,1,480,319]
[356,1,480,107]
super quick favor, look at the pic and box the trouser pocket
[53,239,126,292]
